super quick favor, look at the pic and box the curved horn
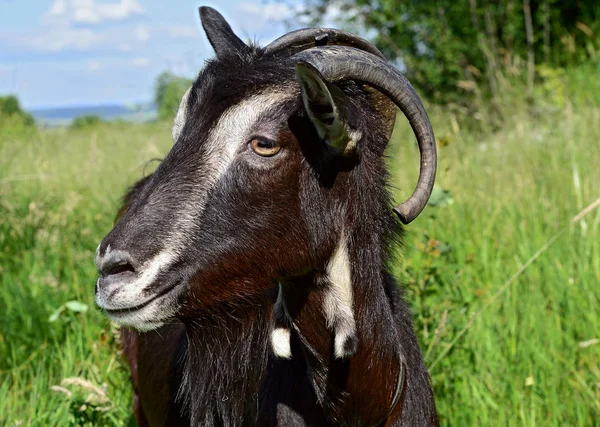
[265,29,396,142]
[292,46,437,224]
[264,28,385,59]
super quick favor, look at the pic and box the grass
[0,122,170,425]
[390,98,600,424]
[1,96,599,425]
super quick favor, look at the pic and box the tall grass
[390,97,600,425]
[1,95,599,424]
[0,122,171,425]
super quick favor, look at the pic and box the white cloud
[168,26,197,39]
[87,60,102,71]
[238,3,294,21]
[8,21,188,54]
[130,57,150,66]
[46,0,145,25]
[232,3,304,41]
[20,26,103,52]
[16,0,146,53]
[48,0,68,16]
[135,25,150,41]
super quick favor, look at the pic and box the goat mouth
[103,279,183,321]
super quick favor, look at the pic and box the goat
[95,7,438,426]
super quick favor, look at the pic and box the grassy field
[1,97,599,425]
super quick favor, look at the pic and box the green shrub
[0,95,35,127]
[70,115,103,129]
[154,72,193,120]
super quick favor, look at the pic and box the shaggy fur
[98,8,438,426]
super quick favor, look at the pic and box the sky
[0,0,306,109]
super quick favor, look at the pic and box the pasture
[1,97,599,425]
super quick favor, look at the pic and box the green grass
[391,100,600,425]
[1,99,599,425]
[0,122,170,425]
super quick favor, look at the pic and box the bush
[154,72,193,120]
[0,95,35,126]
[70,115,103,129]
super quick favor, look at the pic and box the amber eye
[250,138,281,157]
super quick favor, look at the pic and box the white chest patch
[271,327,292,359]
[271,283,292,358]
[324,233,357,358]
[270,234,358,360]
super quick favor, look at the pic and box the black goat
[95,7,438,426]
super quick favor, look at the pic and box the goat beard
[179,297,272,427]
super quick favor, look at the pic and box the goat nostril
[98,250,137,278]
[102,261,136,277]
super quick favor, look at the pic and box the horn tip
[393,205,413,225]
[295,61,321,78]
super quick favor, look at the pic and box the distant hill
[30,103,157,126]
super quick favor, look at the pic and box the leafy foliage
[295,0,600,105]
[70,115,103,129]
[154,71,193,120]
[0,95,34,126]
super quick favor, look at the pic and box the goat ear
[296,62,360,156]
[199,7,250,59]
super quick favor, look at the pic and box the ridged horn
[265,29,396,141]
[292,46,437,224]
[264,28,385,59]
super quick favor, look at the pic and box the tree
[154,72,193,121]
[293,0,600,104]
[0,95,35,126]
[70,115,103,129]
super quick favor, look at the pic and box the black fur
[100,11,438,426]
[199,7,251,60]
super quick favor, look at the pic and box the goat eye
[250,138,281,157]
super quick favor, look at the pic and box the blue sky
[0,0,305,109]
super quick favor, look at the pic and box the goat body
[95,7,438,426]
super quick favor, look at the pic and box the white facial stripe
[271,328,292,359]
[210,90,292,170]
[172,87,192,142]
[95,250,177,310]
[324,233,357,359]
[94,243,102,267]
[99,91,293,314]
[165,91,293,255]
